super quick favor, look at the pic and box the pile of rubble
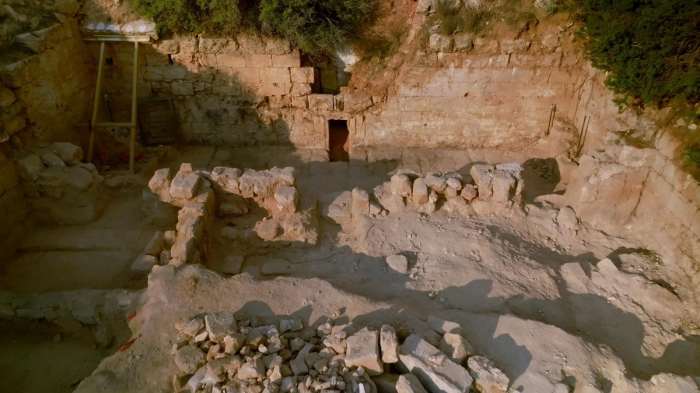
[171,313,509,393]
[14,142,105,225]
[324,163,525,227]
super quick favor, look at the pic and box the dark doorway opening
[329,120,349,162]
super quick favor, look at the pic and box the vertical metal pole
[129,41,139,174]
[88,41,106,163]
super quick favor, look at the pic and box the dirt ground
[1,146,699,392]
[0,319,112,392]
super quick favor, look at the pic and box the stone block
[290,83,312,97]
[15,154,43,181]
[148,168,172,200]
[323,191,353,225]
[178,215,205,245]
[211,166,242,193]
[351,187,370,218]
[246,54,272,67]
[170,172,201,199]
[386,255,409,274]
[131,254,158,276]
[291,67,314,84]
[396,374,428,393]
[380,325,399,363]
[260,67,291,84]
[491,171,517,203]
[343,92,373,112]
[175,345,206,374]
[467,356,508,393]
[346,327,383,375]
[205,312,237,343]
[145,54,170,66]
[309,94,334,111]
[373,374,400,393]
[274,185,299,213]
[51,142,83,165]
[391,174,413,197]
[500,39,530,54]
[271,50,300,67]
[172,81,194,95]
[438,334,472,365]
[453,34,473,52]
[216,54,246,67]
[143,231,164,256]
[41,152,65,167]
[171,237,196,263]
[413,178,429,204]
[470,165,494,201]
[430,34,453,52]
[36,166,92,198]
[424,174,447,193]
[397,334,473,393]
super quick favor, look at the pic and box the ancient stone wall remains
[84,35,365,149]
[0,13,95,145]
[82,32,584,151]
[361,36,582,149]
[0,6,95,259]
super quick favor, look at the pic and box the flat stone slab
[170,172,201,199]
[345,327,383,376]
[397,334,473,393]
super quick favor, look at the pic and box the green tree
[129,0,241,36]
[575,0,700,107]
[258,0,375,54]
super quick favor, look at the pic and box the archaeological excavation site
[1,0,700,391]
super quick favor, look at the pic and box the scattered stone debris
[171,313,506,393]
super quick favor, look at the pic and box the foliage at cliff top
[129,0,377,55]
[573,0,700,108]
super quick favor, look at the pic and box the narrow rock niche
[328,120,349,162]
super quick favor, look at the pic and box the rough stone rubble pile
[324,163,525,226]
[14,142,105,225]
[136,163,318,276]
[171,313,509,393]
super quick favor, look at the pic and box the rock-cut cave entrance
[328,120,349,162]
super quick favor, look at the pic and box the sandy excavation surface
[65,147,699,392]
[1,147,698,392]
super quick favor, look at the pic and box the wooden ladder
[83,35,151,175]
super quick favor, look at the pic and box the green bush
[129,0,242,36]
[684,143,700,168]
[258,0,375,54]
[574,0,700,108]
[433,0,488,36]
[130,0,376,55]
